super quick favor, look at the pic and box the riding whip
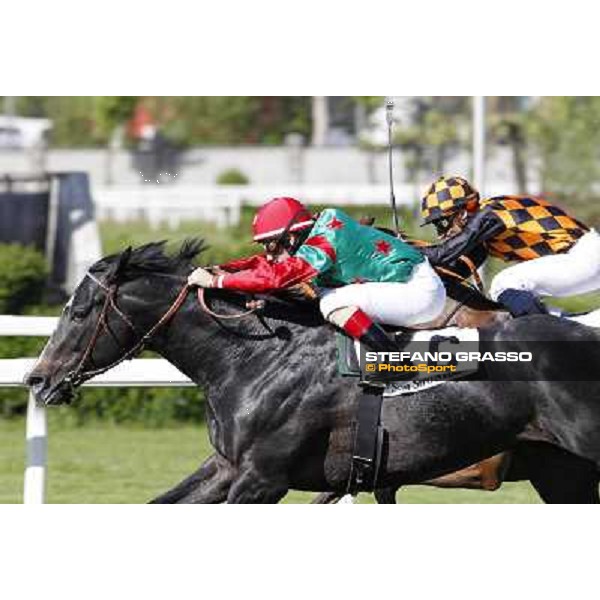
[386,97,401,236]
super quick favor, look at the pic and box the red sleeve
[218,254,269,272]
[216,256,319,293]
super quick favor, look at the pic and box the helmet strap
[268,208,313,254]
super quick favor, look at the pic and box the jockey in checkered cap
[188,197,446,352]
[420,176,600,317]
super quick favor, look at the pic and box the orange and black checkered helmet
[421,176,480,225]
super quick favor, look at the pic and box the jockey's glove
[187,267,215,288]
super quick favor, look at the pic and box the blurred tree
[94,97,138,184]
[489,100,529,194]
[527,97,600,207]
[491,114,527,193]
[145,97,311,146]
[353,96,384,112]
[281,96,311,140]
[13,96,48,117]
[423,108,461,173]
[16,97,100,146]
[93,96,138,139]
[8,96,313,147]
[394,97,467,182]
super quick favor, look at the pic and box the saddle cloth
[336,326,480,395]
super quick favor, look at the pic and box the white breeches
[490,229,600,300]
[319,260,446,327]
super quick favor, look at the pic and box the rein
[433,266,485,327]
[197,287,262,320]
[65,274,191,388]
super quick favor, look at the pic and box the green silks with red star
[295,208,424,288]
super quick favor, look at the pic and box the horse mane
[91,238,208,282]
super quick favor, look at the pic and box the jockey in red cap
[188,197,446,352]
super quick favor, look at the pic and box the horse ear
[110,246,132,279]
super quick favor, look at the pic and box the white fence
[0,316,193,504]
[93,184,419,229]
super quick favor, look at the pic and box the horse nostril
[25,374,47,391]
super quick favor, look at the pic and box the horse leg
[374,488,398,503]
[519,442,600,504]
[422,453,511,491]
[311,492,342,504]
[372,454,511,503]
[226,469,288,504]
[149,453,235,504]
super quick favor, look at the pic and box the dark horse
[26,241,600,503]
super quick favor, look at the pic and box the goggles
[431,216,453,236]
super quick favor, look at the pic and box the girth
[347,384,385,495]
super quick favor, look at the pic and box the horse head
[25,239,206,406]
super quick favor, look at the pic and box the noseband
[65,273,191,388]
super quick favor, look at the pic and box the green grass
[0,417,540,504]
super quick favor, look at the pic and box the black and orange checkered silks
[480,196,589,261]
[421,176,479,224]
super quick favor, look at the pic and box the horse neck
[146,289,300,389]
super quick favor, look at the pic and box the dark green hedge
[0,244,48,313]
[216,168,250,185]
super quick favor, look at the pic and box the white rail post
[24,390,47,504]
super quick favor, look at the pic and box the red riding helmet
[252,197,315,242]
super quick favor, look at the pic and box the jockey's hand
[187,267,215,288]
[246,299,266,310]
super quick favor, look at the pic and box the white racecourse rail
[93,184,418,229]
[0,315,194,504]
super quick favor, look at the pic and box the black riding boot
[497,289,548,318]
[358,322,401,353]
[357,322,413,386]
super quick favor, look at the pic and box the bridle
[64,272,262,390]
[64,272,191,389]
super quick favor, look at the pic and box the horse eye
[71,305,89,321]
